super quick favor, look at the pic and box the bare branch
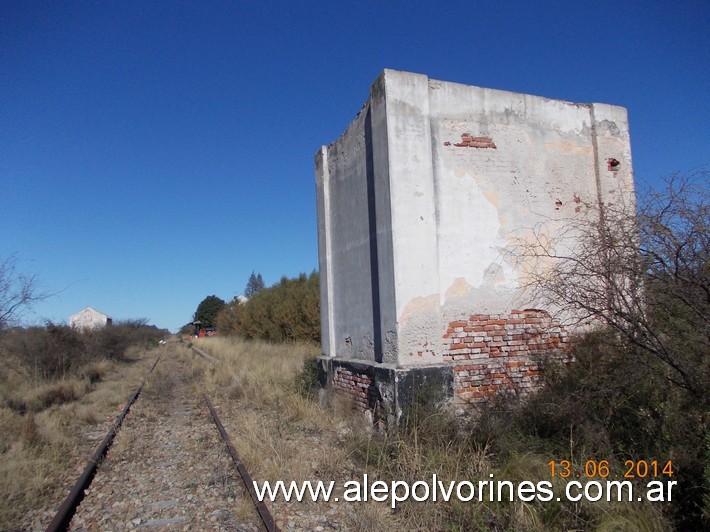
[0,255,50,330]
[506,169,709,398]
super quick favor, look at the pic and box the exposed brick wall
[443,133,496,149]
[443,309,570,406]
[333,366,373,412]
[327,310,570,415]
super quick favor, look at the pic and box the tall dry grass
[195,337,314,393]
[344,400,671,531]
[194,337,313,481]
[0,332,164,529]
[192,337,401,529]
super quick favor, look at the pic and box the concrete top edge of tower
[316,69,628,156]
[377,68,628,113]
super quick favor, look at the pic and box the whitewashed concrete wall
[316,69,634,369]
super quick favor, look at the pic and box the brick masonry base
[317,357,453,426]
[319,309,572,421]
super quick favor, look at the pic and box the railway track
[46,344,279,531]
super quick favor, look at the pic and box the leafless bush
[0,321,167,385]
[1,324,86,381]
[0,255,48,330]
[507,170,709,397]
[504,169,708,528]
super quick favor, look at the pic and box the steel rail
[45,355,162,532]
[48,346,277,531]
[190,343,279,530]
[203,394,280,532]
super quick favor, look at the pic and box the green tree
[193,295,225,328]
[244,271,265,299]
[217,271,320,343]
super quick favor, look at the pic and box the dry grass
[0,339,162,528]
[2,332,667,530]
[193,336,403,529]
[195,337,327,483]
[141,361,178,403]
[110,424,134,456]
[346,503,394,532]
[195,336,315,399]
[20,411,41,446]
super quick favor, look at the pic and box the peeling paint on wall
[316,70,634,415]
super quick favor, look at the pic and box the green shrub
[217,271,320,343]
[294,356,320,399]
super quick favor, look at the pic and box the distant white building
[69,307,112,330]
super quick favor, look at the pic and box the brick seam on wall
[443,310,571,406]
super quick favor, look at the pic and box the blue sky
[1,1,708,332]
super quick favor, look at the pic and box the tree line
[216,271,319,343]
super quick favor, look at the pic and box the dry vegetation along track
[50,347,272,531]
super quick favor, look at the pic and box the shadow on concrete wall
[365,108,383,363]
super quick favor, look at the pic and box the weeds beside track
[44,343,277,531]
